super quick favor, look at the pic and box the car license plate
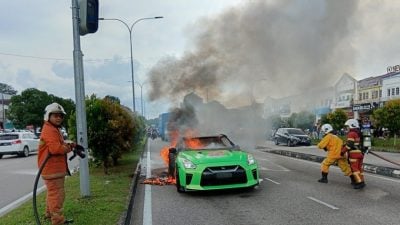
[0,142,11,146]
[216,173,232,179]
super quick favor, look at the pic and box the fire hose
[33,145,86,225]
[368,150,400,167]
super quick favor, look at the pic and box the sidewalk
[257,141,400,179]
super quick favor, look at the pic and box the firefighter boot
[353,182,366,189]
[318,172,328,183]
[349,175,356,186]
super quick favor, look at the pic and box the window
[397,87,399,95]
[379,90,382,98]
[359,93,362,101]
[365,92,369,99]
[388,89,391,96]
[392,88,395,96]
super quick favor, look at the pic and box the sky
[1,0,400,119]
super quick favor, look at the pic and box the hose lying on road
[368,150,400,167]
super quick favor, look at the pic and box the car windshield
[287,129,305,135]
[0,134,19,140]
[184,136,234,150]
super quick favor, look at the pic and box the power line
[0,51,131,63]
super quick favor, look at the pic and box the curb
[265,149,400,179]
[118,139,147,225]
[118,162,141,225]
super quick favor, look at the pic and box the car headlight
[182,158,196,169]
[247,154,255,165]
[290,136,300,141]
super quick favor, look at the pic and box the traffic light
[79,0,99,36]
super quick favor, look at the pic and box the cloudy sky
[1,0,400,118]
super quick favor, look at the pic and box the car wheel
[175,168,185,193]
[274,139,279,145]
[0,154,3,159]
[22,146,30,157]
[168,152,176,178]
[287,140,292,147]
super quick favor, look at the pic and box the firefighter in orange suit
[317,124,352,183]
[341,119,365,189]
[38,103,74,225]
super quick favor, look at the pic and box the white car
[0,132,40,158]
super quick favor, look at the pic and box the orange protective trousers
[44,177,66,225]
[348,151,365,183]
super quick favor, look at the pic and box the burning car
[167,134,259,193]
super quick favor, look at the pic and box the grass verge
[0,148,143,225]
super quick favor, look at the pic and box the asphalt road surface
[0,152,79,216]
[131,138,400,225]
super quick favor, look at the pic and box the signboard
[387,65,400,73]
[352,103,378,111]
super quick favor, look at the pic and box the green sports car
[168,134,259,193]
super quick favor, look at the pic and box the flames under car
[168,134,259,193]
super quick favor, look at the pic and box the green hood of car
[179,149,246,164]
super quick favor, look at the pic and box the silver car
[0,132,39,158]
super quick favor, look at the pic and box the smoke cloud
[151,0,367,148]
[148,0,359,106]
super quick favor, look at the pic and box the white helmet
[321,124,333,134]
[344,119,359,128]
[44,103,66,121]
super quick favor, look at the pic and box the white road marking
[260,166,290,172]
[258,158,291,171]
[365,173,400,183]
[262,177,280,185]
[307,196,339,210]
[271,153,400,183]
[143,140,152,225]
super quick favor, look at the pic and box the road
[131,139,400,225]
[0,153,79,216]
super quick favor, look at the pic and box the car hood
[179,149,246,164]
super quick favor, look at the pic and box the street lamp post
[99,16,163,112]
[134,82,144,116]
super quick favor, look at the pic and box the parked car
[168,134,259,193]
[273,128,311,147]
[0,132,39,158]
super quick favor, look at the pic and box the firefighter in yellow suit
[317,124,353,184]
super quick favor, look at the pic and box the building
[332,73,357,118]
[381,72,400,102]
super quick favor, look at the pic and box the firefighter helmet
[345,119,359,129]
[44,103,66,121]
[321,124,333,134]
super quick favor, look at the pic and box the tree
[0,83,18,95]
[104,95,120,104]
[290,111,315,130]
[321,109,347,131]
[69,95,143,174]
[7,88,75,131]
[373,99,400,136]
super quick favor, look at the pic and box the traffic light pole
[71,0,90,197]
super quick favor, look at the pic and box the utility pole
[71,0,90,197]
